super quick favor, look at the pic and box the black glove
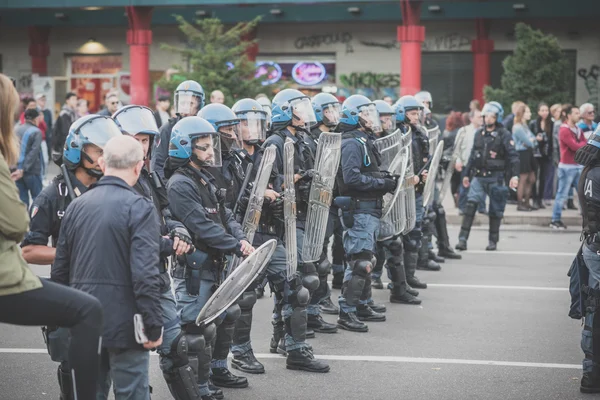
[297,180,311,202]
[238,196,250,214]
[298,169,315,182]
[382,178,398,193]
[268,197,285,219]
[170,227,195,254]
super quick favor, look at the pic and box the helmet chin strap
[81,151,103,178]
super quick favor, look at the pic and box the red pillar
[242,26,259,62]
[126,6,153,106]
[398,0,425,96]
[28,27,51,75]
[472,19,494,105]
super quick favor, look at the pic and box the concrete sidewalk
[440,188,582,228]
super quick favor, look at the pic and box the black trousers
[0,279,103,400]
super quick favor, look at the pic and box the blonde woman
[0,73,102,399]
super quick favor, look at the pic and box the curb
[446,213,581,227]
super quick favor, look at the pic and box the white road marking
[464,250,573,257]
[0,348,580,369]
[427,284,568,291]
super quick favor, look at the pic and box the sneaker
[550,220,567,230]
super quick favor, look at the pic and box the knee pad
[237,291,257,310]
[291,286,310,308]
[317,257,332,277]
[300,263,319,292]
[351,259,372,277]
[465,201,478,216]
[223,304,241,323]
[435,204,446,217]
[387,238,403,256]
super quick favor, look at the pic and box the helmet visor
[322,103,341,127]
[380,114,397,135]
[191,133,222,167]
[290,97,317,130]
[218,121,242,151]
[238,111,267,143]
[175,91,202,115]
[78,117,123,149]
[358,104,382,134]
[114,106,159,136]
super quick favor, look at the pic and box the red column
[126,6,153,106]
[472,19,494,105]
[242,26,259,62]
[398,0,425,96]
[28,27,51,75]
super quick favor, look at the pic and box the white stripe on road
[427,284,568,291]
[465,250,573,257]
[0,348,580,369]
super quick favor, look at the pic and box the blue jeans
[16,173,42,207]
[459,170,487,213]
[156,276,181,373]
[582,246,600,373]
[552,166,582,222]
[466,176,509,218]
[339,213,380,313]
[96,348,150,400]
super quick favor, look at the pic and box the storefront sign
[292,62,326,86]
[255,61,283,86]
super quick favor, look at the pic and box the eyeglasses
[110,101,119,105]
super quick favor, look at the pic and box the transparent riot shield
[438,129,465,203]
[283,138,297,279]
[422,140,445,208]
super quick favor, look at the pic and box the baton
[232,162,254,216]
[60,164,77,201]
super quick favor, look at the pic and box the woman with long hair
[529,102,554,209]
[512,104,539,211]
[0,73,103,399]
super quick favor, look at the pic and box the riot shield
[379,145,409,241]
[196,239,277,326]
[229,145,276,273]
[422,140,445,208]
[402,130,417,235]
[425,124,441,156]
[301,132,342,262]
[283,138,297,280]
[438,129,465,204]
[373,129,402,171]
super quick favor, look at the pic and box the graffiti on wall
[360,33,471,52]
[338,72,400,100]
[578,65,599,111]
[294,32,354,54]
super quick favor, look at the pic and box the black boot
[371,277,384,289]
[208,380,224,399]
[434,205,462,259]
[232,349,264,374]
[332,272,344,289]
[307,314,338,333]
[407,286,419,296]
[319,296,339,315]
[57,364,73,400]
[428,249,445,263]
[356,305,386,322]
[270,317,285,354]
[485,241,497,251]
[567,198,578,210]
[439,246,462,259]
[581,369,600,393]
[210,367,249,388]
[405,250,427,289]
[417,235,441,271]
[337,310,369,332]
[390,291,422,305]
[286,347,330,373]
[456,201,477,251]
[487,216,501,251]
[366,299,386,313]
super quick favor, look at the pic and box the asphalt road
[0,226,590,400]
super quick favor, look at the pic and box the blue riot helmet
[415,90,433,110]
[271,88,317,132]
[575,124,600,166]
[169,116,221,167]
[482,101,504,128]
[112,105,159,159]
[393,102,406,124]
[232,98,268,145]
[197,103,241,153]
[174,80,205,116]
[339,94,382,134]
[397,95,423,124]
[311,92,341,128]
[255,95,272,130]
[63,114,122,177]
[373,99,397,135]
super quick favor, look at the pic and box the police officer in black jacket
[22,114,120,400]
[165,116,254,398]
[52,135,164,399]
[456,101,519,251]
[152,80,205,181]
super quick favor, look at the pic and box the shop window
[422,52,474,113]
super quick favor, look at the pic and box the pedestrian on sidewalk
[550,105,586,229]
[513,104,539,211]
[14,108,44,206]
[529,102,554,209]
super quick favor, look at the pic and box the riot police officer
[165,117,254,399]
[21,114,121,400]
[229,98,330,373]
[456,101,519,251]
[264,89,339,335]
[112,105,209,400]
[152,80,205,181]
[335,94,396,332]
[572,125,600,393]
[310,92,344,314]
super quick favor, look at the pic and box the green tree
[484,23,570,111]
[160,16,269,107]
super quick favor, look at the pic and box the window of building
[422,52,474,113]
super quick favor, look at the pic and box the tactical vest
[471,126,507,175]
[579,165,600,239]
[174,166,227,255]
[207,152,244,210]
[411,125,430,174]
[134,169,167,235]
[337,130,385,200]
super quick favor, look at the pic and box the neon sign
[292,61,326,86]
[255,61,282,86]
